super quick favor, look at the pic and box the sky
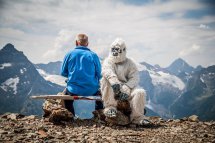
[0,0,215,67]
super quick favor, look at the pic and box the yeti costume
[101,38,147,125]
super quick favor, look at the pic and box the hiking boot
[139,118,152,126]
[104,108,117,118]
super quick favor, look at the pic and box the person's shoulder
[126,58,134,63]
[103,56,115,65]
[89,50,99,59]
[126,58,138,67]
[64,50,73,57]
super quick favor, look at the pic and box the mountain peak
[166,58,194,75]
[174,58,187,64]
[1,43,19,53]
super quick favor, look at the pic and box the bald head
[76,34,88,46]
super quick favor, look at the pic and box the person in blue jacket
[61,33,103,115]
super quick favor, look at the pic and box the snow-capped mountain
[36,68,67,87]
[35,61,68,87]
[1,43,214,120]
[138,62,185,118]
[166,58,194,76]
[170,65,215,120]
[0,43,64,115]
[165,58,203,85]
[35,61,62,75]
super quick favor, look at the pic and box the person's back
[61,46,101,96]
[61,34,102,116]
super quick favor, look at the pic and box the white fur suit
[101,38,147,125]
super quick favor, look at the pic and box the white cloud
[179,44,201,57]
[199,24,209,29]
[43,29,75,61]
[0,0,215,67]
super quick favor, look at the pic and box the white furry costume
[100,38,146,124]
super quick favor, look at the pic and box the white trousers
[101,78,146,123]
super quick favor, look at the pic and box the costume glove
[118,92,129,101]
[111,84,121,95]
[120,84,131,95]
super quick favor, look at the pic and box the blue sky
[0,0,215,67]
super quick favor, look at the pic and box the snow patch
[136,63,147,71]
[36,69,48,77]
[0,77,20,94]
[20,69,23,74]
[200,76,205,83]
[27,88,33,95]
[209,73,215,75]
[146,99,154,110]
[0,63,12,69]
[37,68,66,86]
[150,71,185,90]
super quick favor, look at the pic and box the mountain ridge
[0,43,64,115]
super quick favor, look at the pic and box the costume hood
[109,38,127,63]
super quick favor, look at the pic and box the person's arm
[61,53,70,77]
[102,58,121,85]
[93,54,102,81]
[125,59,139,89]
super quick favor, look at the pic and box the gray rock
[0,129,7,134]
[188,115,199,122]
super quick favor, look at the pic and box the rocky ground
[0,113,215,143]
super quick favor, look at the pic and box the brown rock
[38,129,48,138]
[0,129,7,134]
[188,115,199,122]
[42,99,73,123]
[105,110,130,125]
[7,113,25,120]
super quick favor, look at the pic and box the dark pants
[64,89,104,115]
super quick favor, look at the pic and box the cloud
[199,24,209,29]
[0,0,215,67]
[179,44,201,57]
[43,29,76,61]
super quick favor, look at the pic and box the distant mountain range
[0,43,214,121]
[0,43,64,115]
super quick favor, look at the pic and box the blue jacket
[61,46,101,96]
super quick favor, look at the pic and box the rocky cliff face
[0,44,64,115]
[0,113,214,143]
[170,66,215,121]
[138,62,185,118]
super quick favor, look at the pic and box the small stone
[204,122,212,126]
[38,129,48,138]
[181,117,188,121]
[188,115,199,122]
[203,134,208,138]
[7,113,25,120]
[0,129,8,134]
[27,133,37,138]
[101,126,105,129]
[82,131,89,135]
[167,119,173,122]
[13,128,25,133]
[84,136,89,140]
[26,115,36,120]
[56,132,63,135]
[174,119,181,123]
[7,113,18,120]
